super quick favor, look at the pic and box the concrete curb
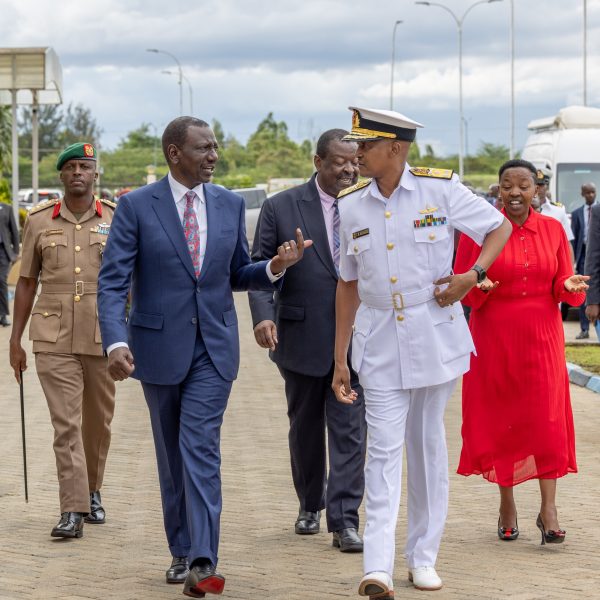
[567,361,600,393]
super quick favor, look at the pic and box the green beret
[56,142,97,171]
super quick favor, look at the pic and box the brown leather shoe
[51,512,84,538]
[166,556,189,584]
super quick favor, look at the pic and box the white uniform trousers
[362,379,456,577]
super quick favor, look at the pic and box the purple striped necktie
[183,191,201,277]
[333,200,340,273]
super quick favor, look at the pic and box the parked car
[232,187,267,243]
[18,188,62,211]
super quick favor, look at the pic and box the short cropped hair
[498,158,537,181]
[162,117,210,162]
[315,129,351,159]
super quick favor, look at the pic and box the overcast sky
[1,0,599,156]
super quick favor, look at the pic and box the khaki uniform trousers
[35,352,115,513]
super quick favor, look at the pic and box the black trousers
[278,363,366,532]
[0,243,10,317]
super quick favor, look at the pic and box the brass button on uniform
[50,242,56,248]
[385,211,392,218]
[396,314,404,322]
[387,243,394,250]
[74,295,81,302]
[74,267,81,274]
[353,246,359,253]
[428,233,436,240]
[43,311,49,317]
[75,245,81,252]
[101,241,106,246]
[390,276,398,283]
[75,224,82,230]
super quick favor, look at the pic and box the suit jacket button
[191,317,197,324]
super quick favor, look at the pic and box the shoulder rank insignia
[29,199,59,215]
[100,198,117,209]
[337,178,372,198]
[418,205,439,214]
[409,167,453,180]
[550,200,563,207]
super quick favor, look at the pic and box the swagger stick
[19,368,28,502]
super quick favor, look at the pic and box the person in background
[570,183,597,338]
[455,159,588,549]
[485,183,499,205]
[0,201,19,326]
[584,198,600,335]
[249,129,366,553]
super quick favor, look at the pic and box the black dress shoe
[576,330,590,339]
[295,510,321,535]
[166,556,189,584]
[332,527,363,552]
[51,512,84,538]
[0,315,9,327]
[183,561,225,597]
[84,490,105,524]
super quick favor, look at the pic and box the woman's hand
[332,363,358,404]
[477,277,500,292]
[564,274,590,293]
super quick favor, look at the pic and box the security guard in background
[332,107,511,598]
[533,167,574,246]
[9,143,117,539]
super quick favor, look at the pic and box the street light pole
[390,20,403,110]
[416,0,503,180]
[509,0,515,158]
[583,0,588,106]
[147,48,183,115]
[162,70,193,115]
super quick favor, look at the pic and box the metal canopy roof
[0,47,62,105]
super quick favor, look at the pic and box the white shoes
[408,566,443,591]
[358,571,394,598]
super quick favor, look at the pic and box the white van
[521,105,600,213]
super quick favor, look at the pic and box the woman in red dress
[454,159,589,545]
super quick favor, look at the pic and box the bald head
[582,182,597,206]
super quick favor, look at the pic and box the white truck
[521,105,600,213]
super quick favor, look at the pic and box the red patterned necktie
[183,190,201,277]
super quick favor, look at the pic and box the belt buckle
[75,281,84,296]
[392,292,404,311]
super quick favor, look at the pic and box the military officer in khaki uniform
[9,142,117,539]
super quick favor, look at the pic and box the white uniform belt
[360,286,435,310]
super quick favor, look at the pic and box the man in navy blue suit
[571,182,597,338]
[98,117,310,598]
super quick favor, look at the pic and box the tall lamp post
[416,0,503,179]
[390,20,403,110]
[162,70,193,115]
[147,48,183,115]
[583,0,588,106]
[509,0,515,158]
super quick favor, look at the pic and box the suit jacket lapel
[151,177,196,281]
[297,175,337,279]
[199,183,223,282]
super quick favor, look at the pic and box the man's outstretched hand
[270,228,313,275]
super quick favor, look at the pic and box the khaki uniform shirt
[20,198,116,355]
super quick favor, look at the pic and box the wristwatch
[470,264,487,284]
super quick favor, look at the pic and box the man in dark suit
[249,129,366,552]
[585,200,600,332]
[571,182,597,338]
[98,117,310,598]
[0,202,19,326]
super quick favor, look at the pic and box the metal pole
[11,55,19,224]
[458,24,464,179]
[32,91,39,205]
[147,49,184,115]
[509,0,515,158]
[583,0,588,106]
[188,79,194,115]
[390,20,403,110]
[19,370,29,503]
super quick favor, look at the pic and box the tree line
[0,104,510,201]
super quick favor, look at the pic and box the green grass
[565,345,600,374]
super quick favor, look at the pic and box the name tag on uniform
[352,228,369,239]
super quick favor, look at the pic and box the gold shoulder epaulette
[550,200,563,207]
[337,178,372,199]
[29,199,59,215]
[100,198,117,209]
[409,167,454,180]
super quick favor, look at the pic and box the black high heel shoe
[536,513,566,545]
[497,516,519,540]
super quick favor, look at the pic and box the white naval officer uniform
[540,198,574,241]
[338,166,504,578]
